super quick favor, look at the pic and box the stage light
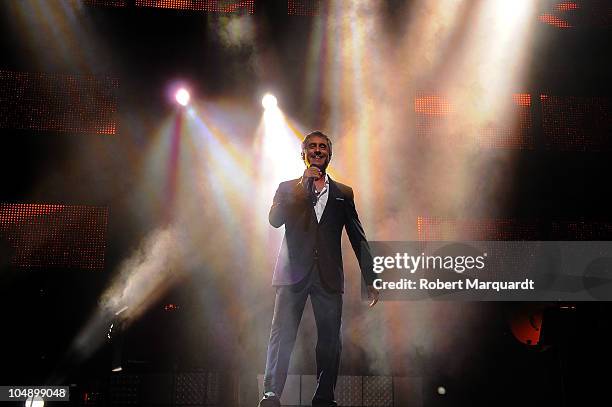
[437,386,446,395]
[175,88,190,106]
[262,93,277,110]
[24,397,44,407]
[115,305,128,316]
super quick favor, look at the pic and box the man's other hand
[367,285,380,307]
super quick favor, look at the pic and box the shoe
[312,398,337,407]
[312,399,337,406]
[258,392,280,407]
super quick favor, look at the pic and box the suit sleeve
[344,188,375,286]
[269,181,309,228]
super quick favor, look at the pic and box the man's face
[304,135,330,171]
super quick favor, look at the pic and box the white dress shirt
[313,174,330,223]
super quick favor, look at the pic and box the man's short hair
[301,131,333,160]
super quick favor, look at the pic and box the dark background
[0,1,611,406]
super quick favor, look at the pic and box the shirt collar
[318,173,329,191]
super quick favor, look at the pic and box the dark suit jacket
[269,177,375,293]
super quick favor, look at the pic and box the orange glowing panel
[541,94,612,151]
[555,1,579,12]
[0,70,118,135]
[538,1,577,28]
[512,93,531,107]
[538,13,572,28]
[288,0,320,16]
[414,95,453,115]
[0,203,108,270]
[135,0,255,13]
[414,93,453,140]
[416,217,538,241]
[414,92,453,142]
[539,1,612,29]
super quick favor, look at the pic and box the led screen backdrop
[134,0,255,13]
[0,203,108,270]
[417,217,539,241]
[541,95,612,151]
[0,70,118,135]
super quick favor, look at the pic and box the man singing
[259,131,379,407]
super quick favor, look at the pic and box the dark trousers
[263,265,342,405]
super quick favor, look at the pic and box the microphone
[305,170,316,206]
[306,160,323,206]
